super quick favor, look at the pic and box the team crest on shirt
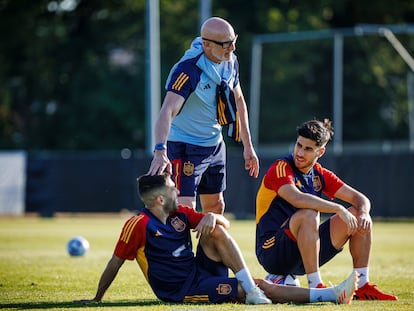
[216,283,232,295]
[183,161,194,176]
[313,175,322,192]
[171,216,186,232]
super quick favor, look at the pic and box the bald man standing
[148,17,259,214]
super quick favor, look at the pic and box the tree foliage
[0,0,413,150]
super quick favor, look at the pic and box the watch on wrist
[154,143,167,151]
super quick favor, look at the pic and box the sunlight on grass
[0,216,413,311]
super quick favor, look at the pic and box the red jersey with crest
[114,205,204,302]
[255,154,344,254]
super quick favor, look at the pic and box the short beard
[163,196,178,214]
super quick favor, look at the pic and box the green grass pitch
[0,216,413,310]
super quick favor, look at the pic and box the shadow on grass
[0,299,163,309]
[0,300,323,310]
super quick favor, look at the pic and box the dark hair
[296,118,334,147]
[137,173,170,197]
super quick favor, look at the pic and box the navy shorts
[183,243,239,303]
[167,141,226,197]
[257,218,342,275]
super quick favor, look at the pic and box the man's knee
[209,224,228,240]
[207,202,225,214]
[289,209,320,239]
[295,209,319,227]
[200,224,231,261]
[202,198,225,214]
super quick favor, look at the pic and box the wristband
[154,143,167,151]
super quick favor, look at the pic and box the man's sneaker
[245,285,272,304]
[332,271,358,304]
[265,274,300,286]
[354,282,398,300]
[265,274,286,284]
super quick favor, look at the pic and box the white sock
[307,271,323,288]
[354,267,369,288]
[309,288,336,302]
[235,268,256,293]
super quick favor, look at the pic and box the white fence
[0,151,26,215]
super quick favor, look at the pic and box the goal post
[249,24,414,153]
